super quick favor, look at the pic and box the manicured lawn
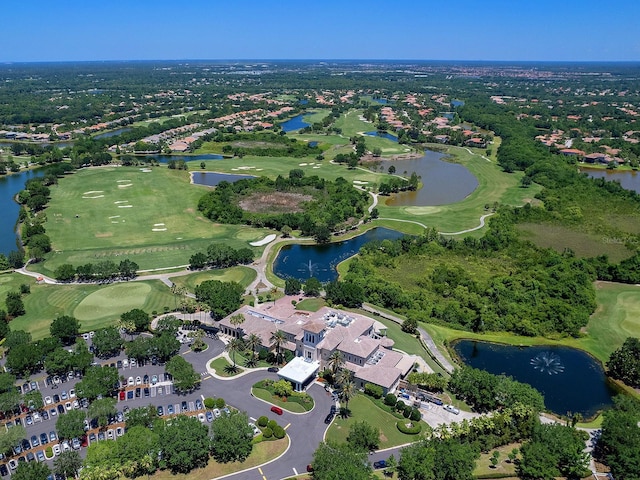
[148,437,288,480]
[295,297,326,312]
[4,275,174,340]
[326,394,428,448]
[40,166,273,272]
[251,388,308,414]
[209,358,243,377]
[473,442,521,478]
[170,266,256,294]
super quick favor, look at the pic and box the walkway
[362,303,455,373]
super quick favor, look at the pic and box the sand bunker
[152,228,167,232]
[299,163,308,166]
[353,180,369,185]
[313,166,320,169]
[114,201,128,204]
[140,168,152,172]
[108,215,121,219]
[236,166,256,170]
[83,191,103,195]
[82,195,104,199]
[117,180,131,183]
[249,234,277,247]
[153,223,165,227]
[118,184,132,188]
[118,205,133,208]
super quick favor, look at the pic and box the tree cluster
[54,258,139,282]
[188,242,253,270]
[606,337,640,387]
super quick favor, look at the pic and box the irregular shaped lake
[273,227,405,283]
[582,167,640,194]
[377,149,478,206]
[191,171,255,187]
[281,114,311,132]
[453,340,616,417]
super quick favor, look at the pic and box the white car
[198,413,206,423]
[44,396,53,405]
[123,359,129,368]
[52,444,61,456]
[248,422,261,436]
[135,376,142,385]
[212,408,221,419]
[107,429,114,440]
[443,404,460,415]
[128,376,134,386]
[69,389,76,398]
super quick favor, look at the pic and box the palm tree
[229,313,245,337]
[270,329,287,365]
[225,338,244,373]
[339,379,356,416]
[327,350,344,384]
[244,333,262,368]
[336,367,353,388]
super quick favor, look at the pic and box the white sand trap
[249,234,277,247]
[117,180,131,183]
[255,168,263,171]
[111,221,119,224]
[118,205,133,208]
[152,228,167,232]
[154,223,165,227]
[82,195,104,199]
[299,163,308,166]
[231,168,239,171]
[353,180,369,185]
[114,201,128,204]
[236,166,255,170]
[109,215,120,219]
[83,190,103,195]
[313,166,320,169]
[140,168,152,172]
[118,184,132,188]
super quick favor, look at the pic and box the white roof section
[278,357,320,384]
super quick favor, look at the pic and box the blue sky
[3,0,639,62]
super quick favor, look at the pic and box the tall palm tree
[339,379,356,415]
[229,313,245,337]
[225,338,244,372]
[327,350,344,384]
[336,367,353,389]
[270,329,287,365]
[245,333,262,367]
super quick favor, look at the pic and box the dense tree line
[197,171,368,236]
[54,258,138,282]
[218,131,321,157]
[188,243,253,270]
[606,337,640,388]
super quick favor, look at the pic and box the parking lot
[0,332,226,476]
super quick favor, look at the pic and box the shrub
[364,383,383,399]
[384,393,397,406]
[44,446,53,458]
[258,348,269,360]
[396,400,405,410]
[267,419,278,430]
[204,397,215,409]
[396,421,422,435]
[410,408,421,422]
[403,405,411,418]
[215,398,225,408]
[262,427,273,438]
[272,425,285,439]
[257,416,269,427]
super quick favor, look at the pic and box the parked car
[127,390,134,400]
[443,404,460,415]
[119,391,125,401]
[212,408,220,418]
[26,452,35,462]
[49,432,57,442]
[30,435,39,448]
[143,375,149,384]
[195,399,203,410]
[116,360,123,369]
[373,460,387,469]
[267,367,279,373]
[135,388,141,398]
[60,391,68,401]
[135,376,142,385]
[324,413,333,424]
[40,433,48,445]
[89,433,96,443]
[71,438,81,450]
[127,377,134,386]
[270,406,283,415]
[198,413,206,422]
[167,404,174,415]
[151,375,158,385]
[36,450,45,462]
[44,396,53,405]
[181,401,188,412]
[205,411,213,422]
[0,463,9,476]
[57,404,65,414]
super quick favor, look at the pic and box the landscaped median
[326,393,430,448]
[252,379,314,413]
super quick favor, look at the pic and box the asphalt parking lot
[0,332,227,476]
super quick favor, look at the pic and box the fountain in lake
[530,351,565,375]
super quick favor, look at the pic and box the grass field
[40,166,274,273]
[169,267,256,294]
[326,394,428,449]
[473,443,521,477]
[517,222,635,262]
[2,274,175,340]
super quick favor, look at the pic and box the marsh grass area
[148,437,288,480]
[40,166,273,273]
[517,223,636,263]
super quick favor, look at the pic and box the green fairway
[40,166,274,272]
[5,274,175,340]
[169,266,256,293]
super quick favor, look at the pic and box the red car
[270,406,283,415]
[119,390,125,401]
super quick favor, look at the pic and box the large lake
[453,340,616,417]
[376,149,478,206]
[0,169,45,255]
[273,227,405,282]
[191,171,255,187]
[281,114,311,132]
[582,168,640,194]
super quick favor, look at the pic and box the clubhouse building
[218,298,416,392]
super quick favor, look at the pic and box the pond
[582,167,640,194]
[0,169,45,255]
[281,114,311,132]
[375,149,478,206]
[451,99,465,107]
[133,153,224,164]
[452,340,616,417]
[365,131,398,142]
[273,227,405,283]
[191,171,255,187]
[94,128,132,139]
